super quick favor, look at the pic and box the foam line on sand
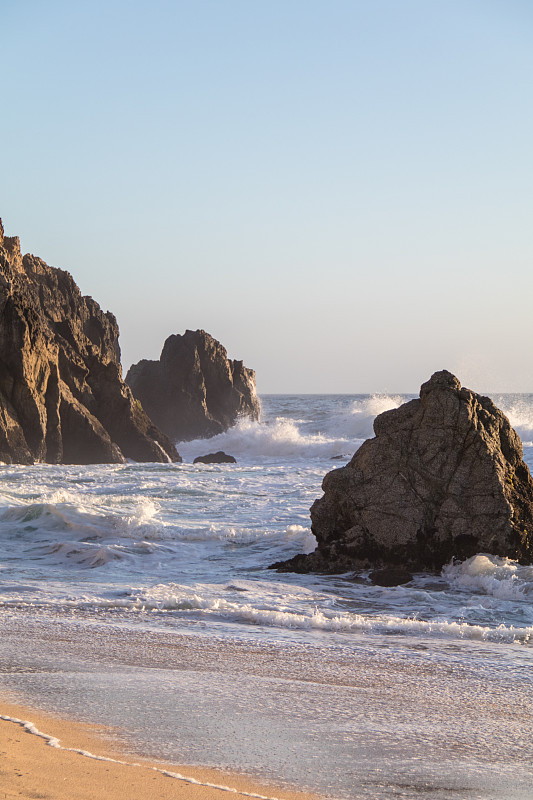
[0,708,316,800]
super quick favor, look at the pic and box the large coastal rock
[126,330,261,441]
[276,371,533,574]
[0,219,180,464]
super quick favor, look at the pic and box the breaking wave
[177,394,406,463]
[333,394,405,440]
[177,417,349,461]
[117,581,532,643]
[443,554,533,602]
[494,394,533,446]
[3,578,530,646]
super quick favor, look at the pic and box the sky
[2,0,532,393]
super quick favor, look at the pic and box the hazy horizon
[3,1,532,394]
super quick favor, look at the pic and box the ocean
[0,394,532,800]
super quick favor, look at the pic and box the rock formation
[193,451,237,464]
[126,329,261,441]
[0,218,180,464]
[274,371,533,575]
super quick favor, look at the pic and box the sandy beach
[0,699,320,800]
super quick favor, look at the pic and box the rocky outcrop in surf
[126,329,261,441]
[0,218,180,464]
[193,451,237,464]
[274,370,533,575]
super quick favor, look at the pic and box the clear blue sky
[2,0,532,392]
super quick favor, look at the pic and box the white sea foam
[0,494,168,546]
[177,417,352,461]
[443,554,533,601]
[83,580,529,644]
[0,716,282,800]
[333,394,405,440]
[1,568,531,647]
[495,395,533,445]
[176,394,408,464]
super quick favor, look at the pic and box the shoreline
[0,698,321,800]
[2,612,533,800]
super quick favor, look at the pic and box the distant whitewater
[177,394,407,461]
[1,393,532,799]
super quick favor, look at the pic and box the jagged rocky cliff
[275,371,533,575]
[126,329,261,441]
[0,219,180,464]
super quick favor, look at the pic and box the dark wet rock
[0,218,180,464]
[193,451,237,464]
[126,329,260,442]
[274,370,533,574]
[369,568,413,586]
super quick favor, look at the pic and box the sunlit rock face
[275,370,533,575]
[126,329,261,441]
[0,218,180,464]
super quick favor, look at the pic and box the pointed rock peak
[4,235,21,257]
[420,370,461,395]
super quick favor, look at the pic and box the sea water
[0,394,532,800]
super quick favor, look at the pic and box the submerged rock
[0,218,180,464]
[369,568,413,586]
[274,370,533,574]
[193,451,237,464]
[126,329,260,441]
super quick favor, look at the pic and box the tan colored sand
[0,700,320,800]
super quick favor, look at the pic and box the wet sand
[0,699,320,800]
[2,614,533,800]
